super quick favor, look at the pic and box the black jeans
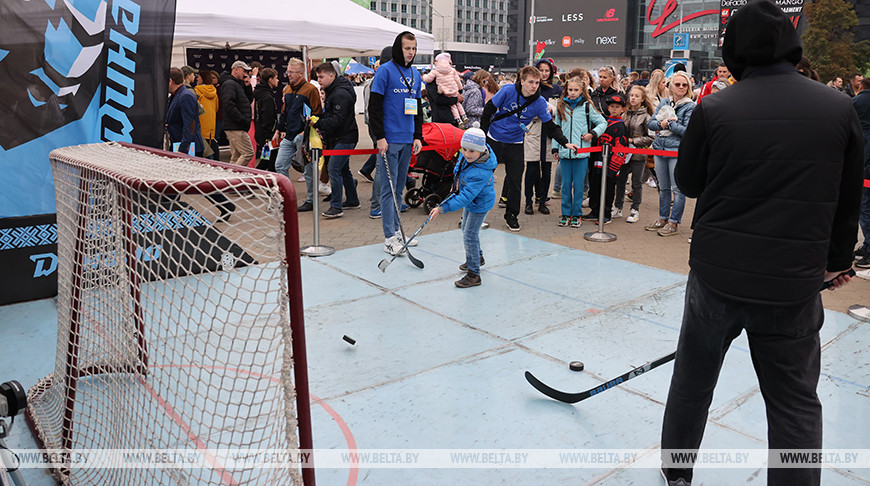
[487,137,524,218]
[587,167,615,218]
[614,159,644,211]
[524,159,552,204]
[661,272,824,486]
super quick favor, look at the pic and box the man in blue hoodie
[368,32,423,255]
[481,65,578,231]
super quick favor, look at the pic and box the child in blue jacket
[429,124,497,288]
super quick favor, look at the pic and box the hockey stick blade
[525,352,676,404]
[378,216,431,272]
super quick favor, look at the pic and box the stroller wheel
[405,188,424,208]
[423,194,442,213]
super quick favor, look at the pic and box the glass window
[474,12,479,20]
[499,14,503,22]
[483,0,487,6]
[411,18,416,27]
[474,24,478,32]
[474,0,479,6]
[421,20,426,30]
[482,25,487,33]
[499,26,503,34]
[370,2,376,9]
[390,3,396,12]
[411,4,416,13]
[401,4,406,12]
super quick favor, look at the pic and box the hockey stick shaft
[525,351,676,404]
[380,151,423,268]
[379,215,432,272]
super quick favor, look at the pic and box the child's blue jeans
[461,209,488,275]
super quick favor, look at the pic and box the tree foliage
[802,0,870,82]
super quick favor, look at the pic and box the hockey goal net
[26,142,313,485]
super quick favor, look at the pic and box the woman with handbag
[646,71,696,237]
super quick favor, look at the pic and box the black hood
[535,58,556,85]
[722,0,802,81]
[325,74,356,100]
[391,31,415,68]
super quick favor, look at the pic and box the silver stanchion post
[300,147,335,257]
[584,144,617,243]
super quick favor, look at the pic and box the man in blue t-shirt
[481,65,578,231]
[368,31,423,255]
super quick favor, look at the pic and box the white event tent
[171,0,435,66]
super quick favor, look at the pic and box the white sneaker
[612,208,623,219]
[384,236,407,256]
[582,197,590,208]
[646,178,657,188]
[626,209,639,223]
[318,182,331,196]
[396,231,418,247]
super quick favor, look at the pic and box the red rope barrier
[865,179,870,188]
[322,143,681,158]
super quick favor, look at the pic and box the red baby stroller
[404,123,464,212]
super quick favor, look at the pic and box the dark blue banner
[0,0,177,305]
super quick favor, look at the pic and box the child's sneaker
[581,212,598,221]
[550,190,561,199]
[626,209,639,223]
[454,271,481,288]
[497,196,507,208]
[612,208,623,218]
[384,235,407,256]
[569,216,581,228]
[582,197,590,208]
[558,215,569,227]
[456,118,465,129]
[369,208,382,219]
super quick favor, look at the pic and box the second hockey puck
[342,335,356,345]
[569,361,584,372]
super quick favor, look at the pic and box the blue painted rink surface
[1,230,868,485]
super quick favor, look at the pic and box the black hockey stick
[526,269,855,404]
[379,214,431,272]
[381,151,424,269]
[524,352,676,404]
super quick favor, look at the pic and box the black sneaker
[538,203,550,215]
[505,215,520,232]
[524,203,534,215]
[856,256,870,269]
[856,248,868,260]
[581,212,598,221]
[454,271,481,288]
[297,201,313,212]
[321,207,343,219]
[322,195,331,202]
[497,197,507,208]
[459,256,485,271]
[342,201,361,209]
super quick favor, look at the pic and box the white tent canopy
[172,0,435,65]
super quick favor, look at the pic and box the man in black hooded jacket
[313,62,360,219]
[659,2,863,485]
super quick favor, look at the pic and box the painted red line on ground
[138,379,239,485]
[153,363,360,486]
[586,308,602,314]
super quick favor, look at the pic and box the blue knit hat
[460,123,487,152]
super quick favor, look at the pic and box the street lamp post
[527,0,535,65]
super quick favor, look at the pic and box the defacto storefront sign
[532,0,630,53]
[718,0,806,47]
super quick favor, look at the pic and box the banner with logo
[0,0,177,305]
[531,0,630,54]
[718,0,806,47]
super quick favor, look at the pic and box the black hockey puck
[342,335,356,345]
[569,361,584,372]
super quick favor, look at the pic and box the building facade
[368,0,510,67]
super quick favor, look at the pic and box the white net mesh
[27,143,306,485]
